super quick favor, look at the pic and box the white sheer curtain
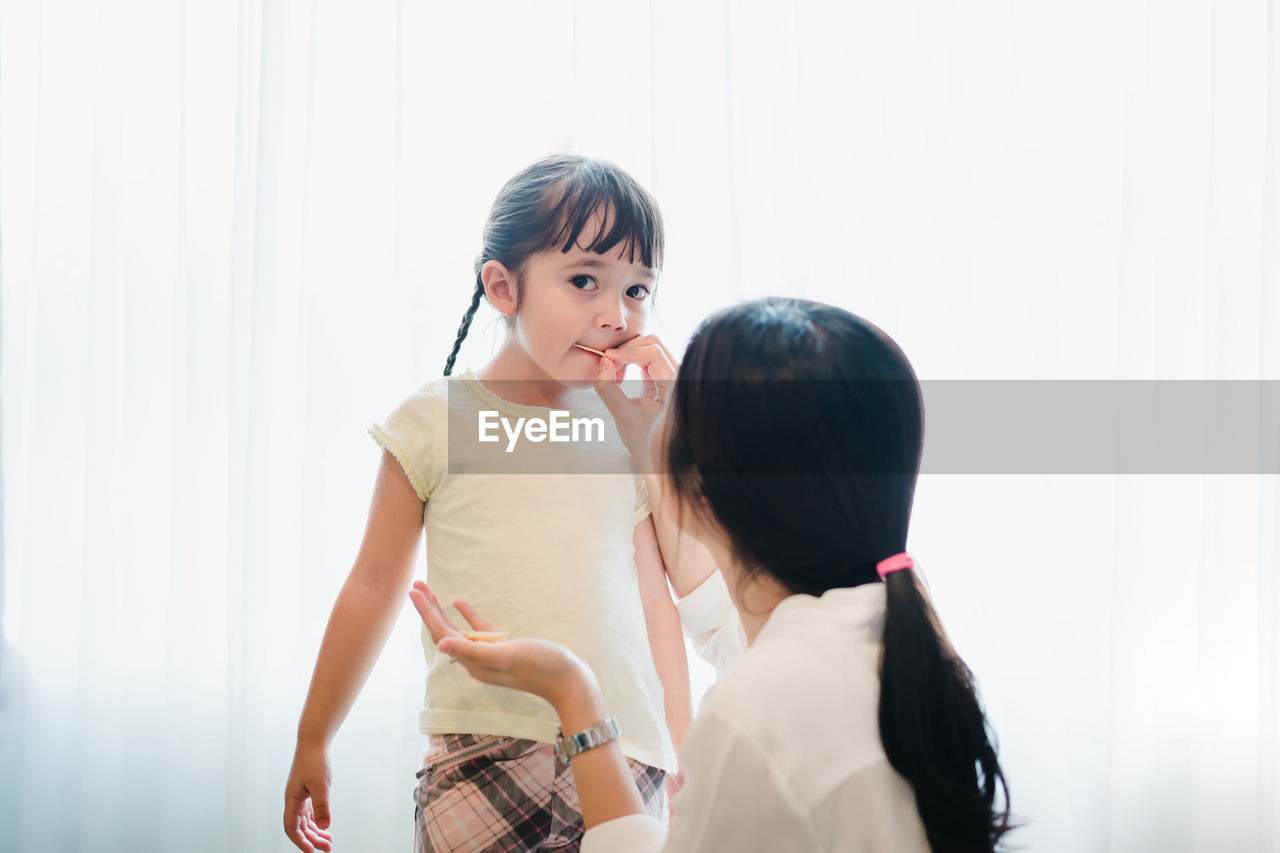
[2,1,1276,851]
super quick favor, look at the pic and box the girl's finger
[285,805,318,853]
[301,823,333,852]
[303,811,332,841]
[285,818,310,853]
[452,599,495,632]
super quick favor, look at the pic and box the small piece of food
[463,631,511,643]
[573,343,605,356]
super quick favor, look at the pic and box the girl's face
[499,232,656,386]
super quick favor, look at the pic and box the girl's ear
[481,260,518,317]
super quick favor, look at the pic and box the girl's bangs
[540,173,664,270]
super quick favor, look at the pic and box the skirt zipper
[417,736,510,779]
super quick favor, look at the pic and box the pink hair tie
[876,552,914,579]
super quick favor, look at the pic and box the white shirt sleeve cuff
[675,569,733,636]
[581,814,668,853]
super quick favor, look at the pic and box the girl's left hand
[408,580,595,708]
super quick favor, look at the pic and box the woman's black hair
[664,297,1015,851]
[442,154,665,377]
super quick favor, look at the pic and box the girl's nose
[596,297,627,332]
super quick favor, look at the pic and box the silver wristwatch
[555,717,621,763]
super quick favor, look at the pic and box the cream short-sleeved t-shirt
[369,368,677,773]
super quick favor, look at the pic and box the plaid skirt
[412,732,667,852]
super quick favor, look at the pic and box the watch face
[557,717,619,763]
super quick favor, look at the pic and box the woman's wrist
[551,663,610,734]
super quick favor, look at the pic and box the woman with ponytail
[412,297,1015,851]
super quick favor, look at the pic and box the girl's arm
[284,450,424,852]
[634,515,693,754]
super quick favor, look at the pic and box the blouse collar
[755,582,887,646]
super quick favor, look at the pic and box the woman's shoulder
[701,632,854,723]
[695,627,889,804]
[706,594,885,717]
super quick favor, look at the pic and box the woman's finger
[611,333,677,363]
[594,358,630,408]
[446,647,532,694]
[409,583,462,644]
[602,343,677,381]
[425,587,458,629]
[629,334,678,368]
[637,363,670,403]
[437,638,511,685]
[415,581,458,630]
[594,357,665,407]
[452,598,495,632]
[593,355,665,466]
[439,636,497,661]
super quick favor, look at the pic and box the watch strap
[555,716,621,763]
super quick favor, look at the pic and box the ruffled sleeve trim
[368,423,433,501]
[633,473,653,526]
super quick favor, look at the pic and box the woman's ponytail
[879,568,1013,852]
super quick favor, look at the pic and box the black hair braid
[443,278,485,377]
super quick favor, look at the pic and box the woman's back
[657,582,931,852]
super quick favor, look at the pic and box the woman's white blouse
[582,572,931,853]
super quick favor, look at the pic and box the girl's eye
[570,275,598,291]
[627,284,651,301]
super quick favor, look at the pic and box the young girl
[414,297,1015,851]
[283,155,691,853]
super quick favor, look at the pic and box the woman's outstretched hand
[593,334,679,470]
[408,581,596,709]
